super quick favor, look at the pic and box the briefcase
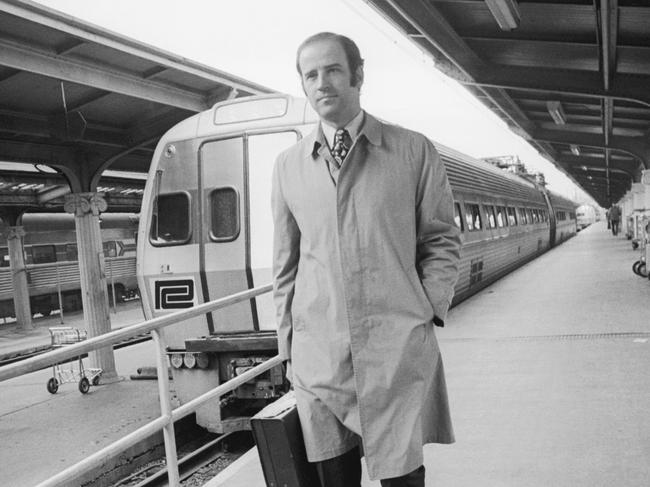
[251,391,321,487]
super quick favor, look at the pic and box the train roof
[156,94,573,206]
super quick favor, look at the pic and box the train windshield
[214,97,288,125]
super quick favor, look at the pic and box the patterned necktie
[331,128,351,167]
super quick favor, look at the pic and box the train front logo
[154,278,196,310]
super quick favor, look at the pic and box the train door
[198,131,299,333]
[541,191,557,246]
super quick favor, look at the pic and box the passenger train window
[526,209,534,224]
[485,206,497,229]
[65,244,78,261]
[0,248,8,267]
[506,207,517,226]
[210,187,240,241]
[465,203,482,231]
[496,206,506,227]
[32,245,56,264]
[150,192,191,245]
[518,208,528,225]
[453,202,464,231]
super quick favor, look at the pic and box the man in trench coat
[272,32,461,486]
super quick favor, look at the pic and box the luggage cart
[46,327,102,394]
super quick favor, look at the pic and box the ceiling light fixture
[547,101,566,125]
[485,0,521,31]
[570,145,581,156]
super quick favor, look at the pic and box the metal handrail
[0,282,276,487]
[0,283,272,382]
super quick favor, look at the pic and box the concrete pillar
[6,226,33,330]
[64,192,118,381]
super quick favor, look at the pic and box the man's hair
[296,32,364,86]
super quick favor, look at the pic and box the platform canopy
[365,0,650,207]
[0,0,273,205]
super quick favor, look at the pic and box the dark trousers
[315,447,425,487]
[611,220,619,236]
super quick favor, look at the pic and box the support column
[64,192,118,381]
[5,226,33,330]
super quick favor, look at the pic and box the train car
[576,205,597,230]
[0,213,139,318]
[137,94,577,433]
[548,192,578,243]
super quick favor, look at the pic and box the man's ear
[353,66,364,88]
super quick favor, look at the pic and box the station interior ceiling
[366,0,650,208]
[0,0,272,216]
[2,1,649,213]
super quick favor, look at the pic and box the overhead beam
[0,139,77,167]
[598,0,618,91]
[0,37,209,112]
[557,155,639,178]
[0,109,130,148]
[471,66,650,108]
[0,0,271,96]
[368,0,484,81]
[528,128,650,168]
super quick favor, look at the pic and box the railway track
[116,431,253,487]
[0,332,152,367]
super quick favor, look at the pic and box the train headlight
[170,353,184,369]
[164,144,176,158]
[183,352,197,369]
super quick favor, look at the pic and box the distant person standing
[272,32,461,487]
[609,204,621,236]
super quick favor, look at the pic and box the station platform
[207,221,650,487]
[0,300,146,363]
[0,301,162,487]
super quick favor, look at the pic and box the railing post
[55,263,64,324]
[151,328,180,485]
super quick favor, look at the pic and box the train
[0,213,139,319]
[576,205,598,230]
[136,94,577,433]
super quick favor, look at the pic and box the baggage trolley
[46,327,103,394]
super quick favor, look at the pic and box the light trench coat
[272,113,461,480]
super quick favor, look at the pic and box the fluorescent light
[485,0,521,31]
[570,144,581,156]
[547,101,566,125]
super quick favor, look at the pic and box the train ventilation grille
[469,258,484,287]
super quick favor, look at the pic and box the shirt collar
[303,110,382,160]
[321,109,365,149]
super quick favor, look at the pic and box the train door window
[32,245,56,263]
[248,132,301,267]
[484,205,497,229]
[465,203,482,231]
[496,206,507,227]
[0,248,8,267]
[150,192,191,245]
[506,206,517,226]
[210,187,240,241]
[65,244,78,261]
[453,202,464,231]
[103,241,117,258]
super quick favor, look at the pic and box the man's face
[298,39,363,127]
